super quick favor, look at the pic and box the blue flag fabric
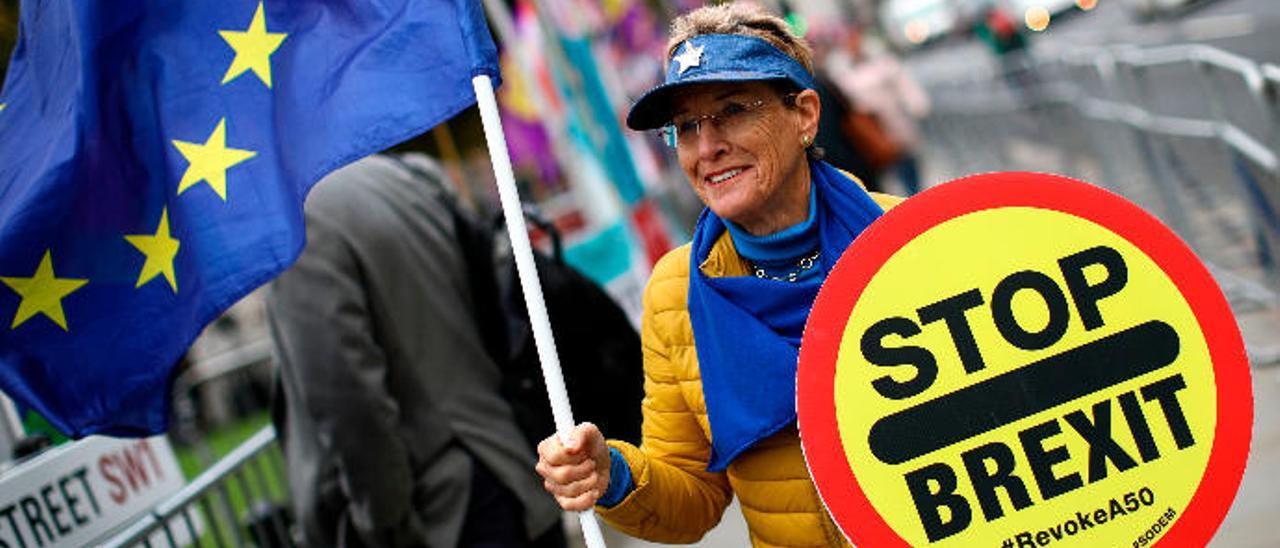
[0,0,499,437]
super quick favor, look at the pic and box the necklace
[751,249,821,283]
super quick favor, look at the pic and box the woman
[535,4,902,546]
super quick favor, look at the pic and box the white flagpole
[472,74,608,548]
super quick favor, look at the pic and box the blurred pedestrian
[975,5,1037,92]
[807,23,881,191]
[268,154,564,548]
[813,70,882,191]
[824,27,931,195]
[975,4,1028,58]
[534,3,902,545]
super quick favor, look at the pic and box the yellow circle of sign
[798,174,1252,548]
[835,207,1212,546]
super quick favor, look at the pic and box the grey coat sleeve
[267,206,429,547]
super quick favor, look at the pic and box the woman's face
[669,81,820,235]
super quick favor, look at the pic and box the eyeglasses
[659,96,782,148]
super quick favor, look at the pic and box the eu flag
[0,0,500,437]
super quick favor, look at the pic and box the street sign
[0,435,192,547]
[797,172,1252,547]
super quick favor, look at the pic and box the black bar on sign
[868,320,1180,465]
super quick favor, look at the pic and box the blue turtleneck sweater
[724,186,821,283]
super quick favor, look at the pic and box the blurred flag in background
[0,0,498,437]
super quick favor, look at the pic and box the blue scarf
[688,160,884,471]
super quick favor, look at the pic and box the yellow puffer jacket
[598,192,903,547]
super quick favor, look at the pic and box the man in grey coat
[268,154,563,547]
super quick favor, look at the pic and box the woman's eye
[677,119,700,133]
[720,103,747,117]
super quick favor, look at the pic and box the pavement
[1215,355,1280,547]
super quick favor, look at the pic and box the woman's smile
[704,165,750,186]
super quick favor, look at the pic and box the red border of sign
[797,172,1252,547]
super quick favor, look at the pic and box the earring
[802,135,812,147]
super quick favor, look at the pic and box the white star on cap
[672,42,704,74]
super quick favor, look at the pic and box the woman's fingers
[570,422,604,450]
[535,423,612,511]
[538,434,587,467]
[572,423,610,464]
[556,487,604,513]
[535,452,596,485]
[542,469,601,499]
[537,423,607,464]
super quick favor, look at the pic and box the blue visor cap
[626,34,817,131]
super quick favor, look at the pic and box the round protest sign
[797,172,1252,547]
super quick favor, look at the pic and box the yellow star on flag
[219,1,287,88]
[1,250,88,331]
[125,207,181,293]
[172,118,257,201]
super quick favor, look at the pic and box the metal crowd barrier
[170,338,274,470]
[98,425,292,548]
[919,41,1280,365]
[97,335,290,548]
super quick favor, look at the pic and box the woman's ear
[794,88,821,139]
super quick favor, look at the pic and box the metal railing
[98,425,292,548]
[95,333,290,548]
[170,338,274,470]
[920,39,1280,350]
